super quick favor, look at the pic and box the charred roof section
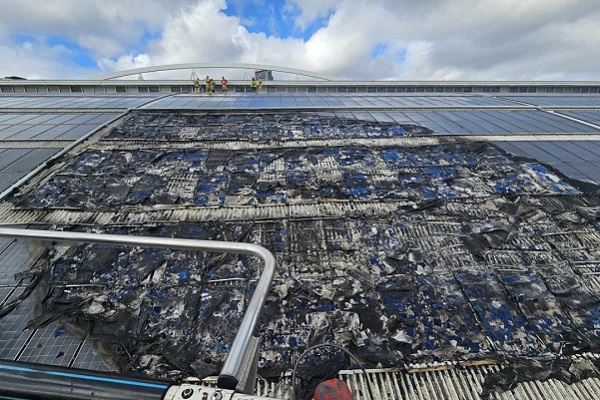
[2,91,600,398]
[2,112,600,389]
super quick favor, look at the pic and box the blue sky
[0,0,599,81]
[222,0,333,40]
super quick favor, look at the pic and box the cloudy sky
[1,0,599,81]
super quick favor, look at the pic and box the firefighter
[209,78,216,93]
[193,78,200,93]
[221,77,228,93]
[250,77,257,92]
[258,78,263,93]
[204,76,211,93]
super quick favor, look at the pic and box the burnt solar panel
[2,93,600,398]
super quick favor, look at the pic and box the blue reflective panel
[0,94,163,109]
[569,162,600,183]
[501,95,600,108]
[0,148,60,191]
[563,111,600,127]
[0,113,118,141]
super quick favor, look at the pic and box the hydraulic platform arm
[0,227,276,397]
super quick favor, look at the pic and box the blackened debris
[20,193,600,381]
[481,358,600,398]
[19,144,578,210]
[108,113,432,141]
[4,113,600,390]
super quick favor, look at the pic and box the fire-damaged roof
[2,92,600,399]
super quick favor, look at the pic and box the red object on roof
[313,379,353,400]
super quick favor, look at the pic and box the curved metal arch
[91,62,337,81]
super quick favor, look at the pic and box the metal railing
[0,227,276,394]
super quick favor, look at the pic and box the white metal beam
[90,63,338,81]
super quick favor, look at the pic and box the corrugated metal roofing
[251,362,600,400]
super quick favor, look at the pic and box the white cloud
[285,0,338,30]
[1,0,600,80]
[0,0,196,57]
[0,40,94,79]
[97,0,309,75]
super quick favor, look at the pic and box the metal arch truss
[90,63,338,81]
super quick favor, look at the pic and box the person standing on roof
[251,77,257,92]
[209,77,216,93]
[221,77,228,93]
[204,76,211,93]
[258,78,264,93]
[194,78,200,93]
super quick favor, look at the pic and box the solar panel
[500,95,600,108]
[494,140,600,184]
[0,148,60,191]
[0,94,164,109]
[561,111,600,127]
[145,94,519,109]
[0,113,117,141]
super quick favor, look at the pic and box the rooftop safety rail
[0,227,276,394]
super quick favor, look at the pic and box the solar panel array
[561,111,600,126]
[0,148,60,192]
[499,95,600,108]
[1,91,600,399]
[144,93,519,109]
[0,237,110,369]
[0,94,164,109]
[494,141,600,184]
[0,94,167,198]
[336,110,599,134]
[0,113,116,141]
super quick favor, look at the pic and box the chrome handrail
[0,227,275,393]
